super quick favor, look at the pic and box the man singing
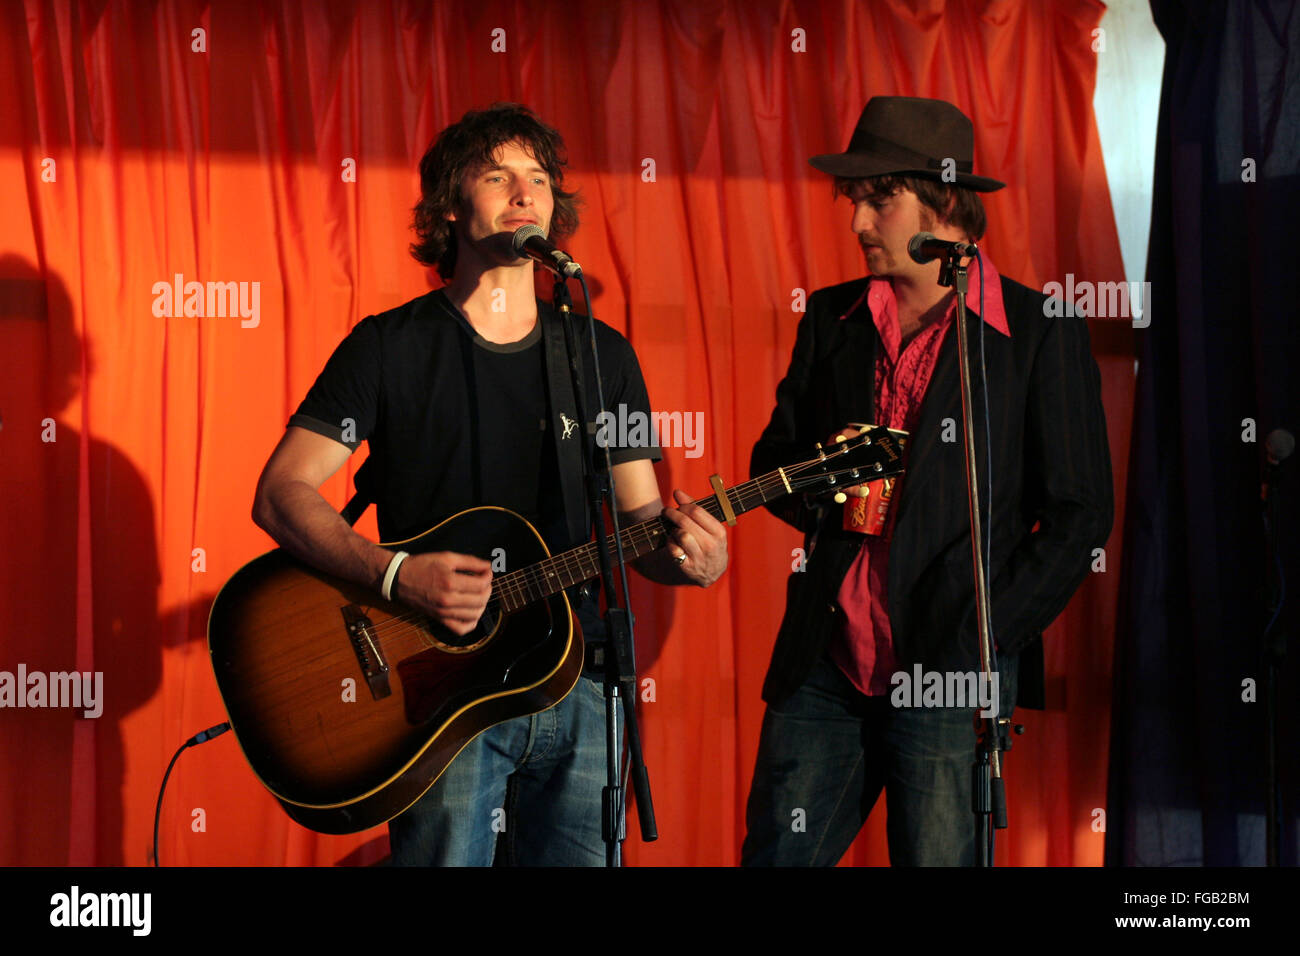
[252,103,727,865]
[743,96,1112,866]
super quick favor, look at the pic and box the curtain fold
[1107,0,1300,867]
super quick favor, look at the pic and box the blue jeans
[389,675,616,866]
[742,654,1018,866]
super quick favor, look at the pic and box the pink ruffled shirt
[831,256,1010,695]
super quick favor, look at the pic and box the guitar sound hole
[478,603,500,637]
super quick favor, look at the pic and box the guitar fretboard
[489,472,786,613]
[485,425,904,615]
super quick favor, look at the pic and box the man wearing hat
[742,97,1113,865]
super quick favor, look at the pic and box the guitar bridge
[342,605,391,700]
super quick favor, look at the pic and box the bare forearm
[253,479,393,593]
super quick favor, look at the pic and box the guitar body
[208,506,581,834]
[208,427,908,836]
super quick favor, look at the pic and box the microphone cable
[152,721,231,866]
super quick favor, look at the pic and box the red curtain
[0,0,1130,866]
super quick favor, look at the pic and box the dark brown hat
[810,96,1005,192]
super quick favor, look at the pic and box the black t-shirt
[289,289,660,555]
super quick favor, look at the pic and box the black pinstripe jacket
[751,274,1113,709]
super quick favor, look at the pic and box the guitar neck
[492,468,791,612]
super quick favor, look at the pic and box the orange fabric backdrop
[0,0,1130,866]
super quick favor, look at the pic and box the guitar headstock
[782,425,908,497]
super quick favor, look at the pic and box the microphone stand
[935,250,1012,867]
[552,273,657,867]
[1261,447,1289,867]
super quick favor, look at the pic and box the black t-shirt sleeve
[598,328,663,466]
[288,316,382,451]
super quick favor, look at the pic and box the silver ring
[674,552,688,566]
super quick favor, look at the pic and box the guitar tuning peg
[833,492,847,504]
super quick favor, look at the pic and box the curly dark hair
[411,103,580,280]
[835,174,987,241]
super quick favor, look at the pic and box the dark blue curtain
[1108,0,1300,866]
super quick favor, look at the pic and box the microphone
[1267,429,1294,466]
[511,224,582,278]
[908,232,978,264]
[1263,428,1294,501]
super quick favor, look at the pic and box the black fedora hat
[810,96,1005,192]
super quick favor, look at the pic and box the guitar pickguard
[395,585,559,727]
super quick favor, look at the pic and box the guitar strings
[358,462,845,648]
[358,474,800,647]
[357,451,877,649]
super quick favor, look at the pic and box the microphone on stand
[512,224,582,278]
[908,231,978,264]
[1263,428,1294,501]
[1261,426,1292,867]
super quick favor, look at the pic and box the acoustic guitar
[207,426,907,833]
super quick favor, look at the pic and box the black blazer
[751,274,1113,709]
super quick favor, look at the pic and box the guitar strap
[541,307,592,548]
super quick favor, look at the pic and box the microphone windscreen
[511,223,545,254]
[1266,428,1295,463]
[908,232,936,265]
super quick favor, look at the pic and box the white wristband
[381,551,410,602]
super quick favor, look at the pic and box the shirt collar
[841,252,1010,359]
